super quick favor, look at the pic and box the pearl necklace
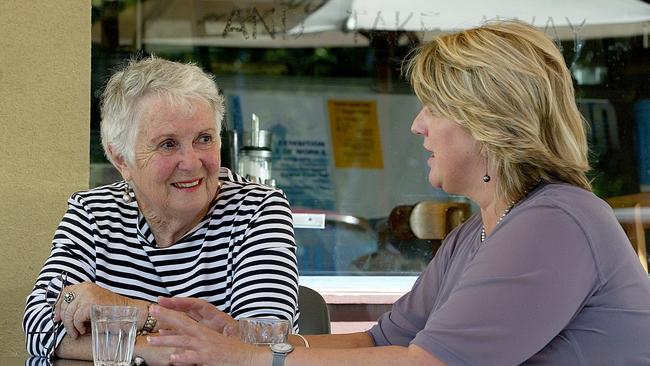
[479,180,542,243]
[480,203,514,242]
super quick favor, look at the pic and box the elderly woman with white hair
[23,57,299,364]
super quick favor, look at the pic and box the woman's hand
[157,296,239,336]
[148,304,256,366]
[54,281,143,338]
[134,333,189,366]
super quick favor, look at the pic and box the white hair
[100,56,225,165]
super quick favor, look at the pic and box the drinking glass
[239,317,290,346]
[91,305,139,366]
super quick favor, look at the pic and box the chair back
[409,201,471,240]
[298,285,331,335]
[606,193,650,272]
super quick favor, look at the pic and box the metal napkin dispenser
[238,113,275,186]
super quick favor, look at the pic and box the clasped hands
[148,297,254,366]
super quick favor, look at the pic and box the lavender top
[369,183,650,365]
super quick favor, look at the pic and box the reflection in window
[91,0,650,277]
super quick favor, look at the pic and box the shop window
[91,0,650,332]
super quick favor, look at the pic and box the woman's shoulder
[72,181,126,198]
[68,181,134,209]
[208,168,292,227]
[522,183,613,222]
[218,167,287,201]
[512,183,628,269]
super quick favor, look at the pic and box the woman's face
[411,107,483,194]
[120,96,221,221]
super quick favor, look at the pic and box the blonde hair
[405,20,591,204]
[100,56,224,166]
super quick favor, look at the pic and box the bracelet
[294,333,310,348]
[137,303,157,336]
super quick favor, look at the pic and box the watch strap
[270,343,294,366]
[272,352,288,366]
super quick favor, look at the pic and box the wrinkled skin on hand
[135,333,190,366]
[157,296,240,337]
[54,281,135,338]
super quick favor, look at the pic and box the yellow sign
[328,100,384,169]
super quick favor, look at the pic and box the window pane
[90,0,650,284]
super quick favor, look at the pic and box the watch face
[271,343,294,353]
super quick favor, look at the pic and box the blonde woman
[149,21,650,365]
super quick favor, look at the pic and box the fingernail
[146,336,151,343]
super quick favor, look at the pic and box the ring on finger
[63,291,76,304]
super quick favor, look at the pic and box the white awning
[293,0,650,40]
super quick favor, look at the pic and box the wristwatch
[270,343,294,366]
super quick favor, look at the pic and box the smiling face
[411,107,484,195]
[115,95,221,223]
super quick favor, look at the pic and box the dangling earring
[482,155,491,183]
[122,182,133,202]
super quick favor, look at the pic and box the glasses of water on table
[91,305,139,366]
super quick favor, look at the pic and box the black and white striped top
[23,168,299,357]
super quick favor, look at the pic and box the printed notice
[234,92,336,210]
[328,100,384,169]
[273,138,335,211]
